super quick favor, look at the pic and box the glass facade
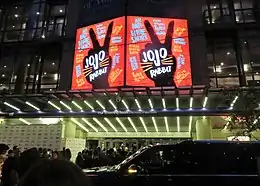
[204,0,260,87]
[0,0,260,93]
[0,0,68,93]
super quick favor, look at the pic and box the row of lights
[5,96,210,133]
[6,94,241,133]
[13,9,63,18]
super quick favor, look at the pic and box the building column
[75,129,81,138]
[196,117,212,140]
[65,122,76,138]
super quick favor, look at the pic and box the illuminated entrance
[0,86,243,137]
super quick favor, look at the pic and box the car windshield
[113,146,149,170]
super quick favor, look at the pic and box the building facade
[0,0,259,151]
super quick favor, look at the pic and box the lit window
[54,74,58,80]
[244,64,249,72]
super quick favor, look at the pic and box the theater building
[0,0,260,160]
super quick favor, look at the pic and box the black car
[84,140,260,186]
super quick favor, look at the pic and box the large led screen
[126,16,191,87]
[71,16,125,90]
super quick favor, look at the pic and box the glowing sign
[126,16,191,87]
[72,16,125,90]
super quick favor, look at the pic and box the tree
[225,89,260,139]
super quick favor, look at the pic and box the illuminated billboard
[126,16,191,87]
[71,16,125,90]
[72,16,191,90]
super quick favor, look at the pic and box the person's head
[19,148,41,177]
[52,151,59,160]
[65,149,72,160]
[0,144,9,160]
[18,159,92,186]
[8,150,15,157]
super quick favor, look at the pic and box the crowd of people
[75,145,137,169]
[0,144,137,186]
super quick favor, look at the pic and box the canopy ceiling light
[71,118,89,132]
[26,101,40,111]
[4,102,20,111]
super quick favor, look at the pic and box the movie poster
[71,16,125,90]
[126,16,191,87]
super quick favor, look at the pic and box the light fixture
[162,98,166,110]
[41,34,45,39]
[72,101,83,111]
[84,101,94,110]
[93,118,108,132]
[148,98,154,110]
[164,117,169,132]
[4,102,20,111]
[3,66,6,68]
[128,117,138,132]
[177,117,180,132]
[26,101,40,111]
[48,101,61,111]
[176,97,179,110]
[27,64,30,67]
[96,100,105,110]
[139,117,148,133]
[256,72,259,75]
[60,101,72,111]
[227,52,231,55]
[135,99,141,110]
[44,72,47,75]
[229,73,232,76]
[203,97,208,108]
[36,12,40,15]
[19,118,31,125]
[1,74,5,77]
[189,116,193,132]
[82,118,98,132]
[104,118,117,132]
[59,9,63,13]
[14,14,18,17]
[189,97,193,109]
[109,100,117,110]
[116,117,128,132]
[122,100,129,110]
[244,64,249,72]
[230,96,239,109]
[12,25,15,28]
[71,118,89,132]
[52,62,55,65]
[221,62,224,66]
[49,89,53,91]
[40,118,60,125]
[152,117,158,133]
[54,74,58,80]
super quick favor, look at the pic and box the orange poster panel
[71,16,125,90]
[126,16,192,87]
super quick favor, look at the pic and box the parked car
[84,140,260,186]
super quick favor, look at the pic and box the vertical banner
[126,16,192,87]
[71,16,125,90]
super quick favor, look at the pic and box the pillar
[65,122,76,138]
[75,129,81,138]
[196,117,212,140]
